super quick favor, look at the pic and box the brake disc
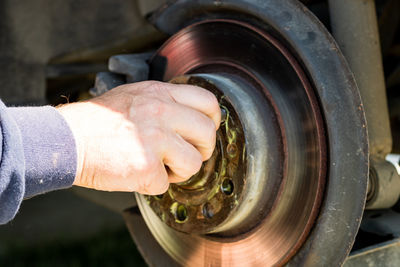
[134,18,326,265]
[98,0,369,266]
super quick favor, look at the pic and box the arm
[0,81,220,224]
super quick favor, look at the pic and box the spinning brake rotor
[108,0,369,266]
[136,19,325,266]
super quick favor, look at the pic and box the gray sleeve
[0,100,77,224]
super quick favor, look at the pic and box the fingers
[160,102,217,161]
[161,132,203,183]
[163,83,221,130]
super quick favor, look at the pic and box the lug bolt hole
[174,204,188,222]
[221,178,234,195]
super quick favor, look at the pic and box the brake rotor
[114,0,370,266]
[135,19,326,266]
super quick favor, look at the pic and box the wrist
[56,103,86,187]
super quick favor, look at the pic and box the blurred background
[0,189,147,267]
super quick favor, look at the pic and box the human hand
[57,81,220,195]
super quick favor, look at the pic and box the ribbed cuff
[8,106,77,198]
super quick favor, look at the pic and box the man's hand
[57,81,220,195]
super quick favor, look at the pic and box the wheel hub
[146,75,249,235]
[146,73,283,235]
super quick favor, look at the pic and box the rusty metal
[136,18,327,266]
[145,75,247,234]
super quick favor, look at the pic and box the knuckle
[159,176,170,194]
[201,89,219,111]
[136,175,156,195]
[146,154,161,171]
[200,119,216,160]
[147,126,167,142]
[112,83,128,92]
[134,181,146,194]
[137,154,160,177]
[206,90,219,109]
[192,151,203,173]
[144,98,167,116]
[204,118,217,143]
[116,83,140,96]
[202,147,214,161]
[150,169,169,195]
[181,149,203,178]
[148,81,165,94]
[155,184,169,195]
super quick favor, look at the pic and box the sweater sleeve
[0,100,77,224]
